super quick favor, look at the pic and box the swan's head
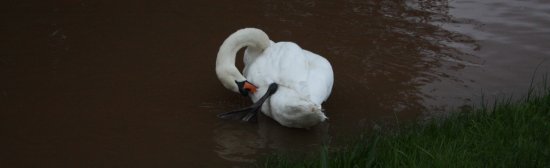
[235,80,258,96]
[216,66,257,96]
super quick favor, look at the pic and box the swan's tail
[281,102,327,128]
[270,93,328,128]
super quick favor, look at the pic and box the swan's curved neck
[216,28,271,92]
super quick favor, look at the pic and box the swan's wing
[273,43,310,91]
[304,50,334,104]
[243,42,311,101]
[244,42,333,104]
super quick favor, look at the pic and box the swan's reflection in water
[214,123,265,162]
[213,114,330,163]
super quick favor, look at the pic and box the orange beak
[243,81,257,94]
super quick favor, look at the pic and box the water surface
[2,0,549,167]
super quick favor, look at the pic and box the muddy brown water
[2,0,549,167]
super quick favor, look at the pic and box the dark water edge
[258,85,550,167]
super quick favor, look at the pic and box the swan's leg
[216,104,260,121]
[217,83,278,122]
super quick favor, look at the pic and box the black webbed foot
[216,103,262,122]
[217,83,279,122]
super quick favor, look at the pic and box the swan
[215,28,334,128]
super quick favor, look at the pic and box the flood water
[2,0,550,167]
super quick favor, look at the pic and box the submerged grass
[257,84,550,167]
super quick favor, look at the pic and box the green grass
[256,85,550,167]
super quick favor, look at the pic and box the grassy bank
[257,86,550,167]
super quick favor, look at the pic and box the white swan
[215,28,334,128]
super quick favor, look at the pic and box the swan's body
[216,28,333,128]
